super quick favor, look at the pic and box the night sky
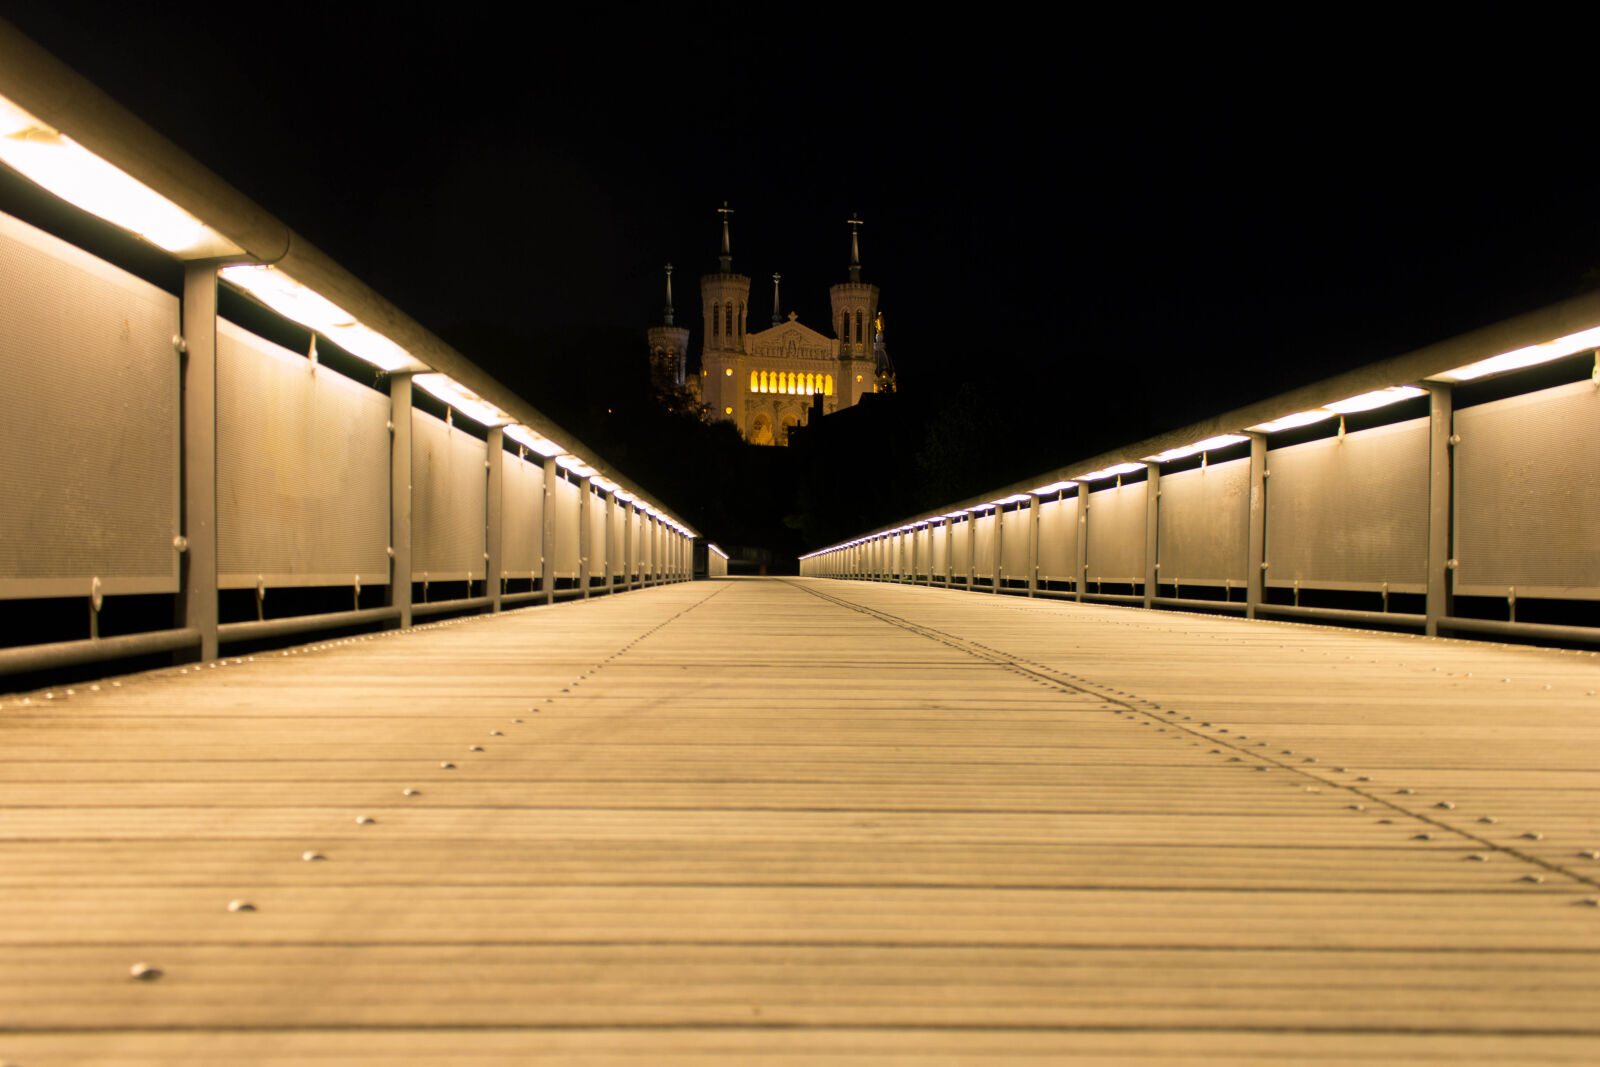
[7,6,1599,539]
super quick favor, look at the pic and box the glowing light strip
[555,455,597,478]
[1247,409,1338,434]
[220,265,418,372]
[1144,433,1250,463]
[1078,462,1144,480]
[415,373,511,427]
[505,425,567,458]
[1430,326,1600,383]
[1324,386,1427,414]
[708,544,729,559]
[0,95,240,257]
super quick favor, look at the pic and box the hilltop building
[648,206,895,445]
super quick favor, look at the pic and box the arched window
[738,302,745,339]
[824,374,834,396]
[750,370,758,391]
[724,302,733,337]
[712,305,719,339]
[805,373,815,394]
[787,372,796,394]
[855,310,863,343]
[841,310,849,339]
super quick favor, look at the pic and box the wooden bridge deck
[3,577,1599,1064]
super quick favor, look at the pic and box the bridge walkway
[2,577,1599,1064]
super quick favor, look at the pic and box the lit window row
[751,370,833,396]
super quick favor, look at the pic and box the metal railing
[0,22,697,679]
[802,293,1600,645]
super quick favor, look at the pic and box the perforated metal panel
[950,518,971,578]
[1086,482,1146,583]
[631,510,644,576]
[1265,417,1427,592]
[1455,380,1600,598]
[552,476,581,578]
[500,454,544,578]
[1000,507,1030,579]
[589,487,608,575]
[410,409,486,581]
[1037,496,1078,581]
[0,211,180,597]
[1157,457,1249,587]
[973,513,995,578]
[215,321,389,588]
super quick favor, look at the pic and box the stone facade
[651,212,890,446]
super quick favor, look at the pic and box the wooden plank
[1,577,1598,1061]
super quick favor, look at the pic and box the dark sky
[9,5,1599,441]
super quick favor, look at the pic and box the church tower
[646,264,691,407]
[828,215,880,408]
[699,202,751,428]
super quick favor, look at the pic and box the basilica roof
[745,313,839,363]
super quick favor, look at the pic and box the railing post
[578,475,592,599]
[1028,494,1040,598]
[990,507,1002,593]
[486,426,503,613]
[1074,480,1089,602]
[1144,461,1160,609]
[179,262,219,662]
[1246,431,1267,620]
[1426,382,1454,636]
[388,372,413,629]
[541,459,557,605]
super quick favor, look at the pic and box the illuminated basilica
[648,206,895,445]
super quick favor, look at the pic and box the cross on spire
[771,273,782,326]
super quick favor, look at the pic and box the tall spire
[847,214,863,283]
[662,263,675,326]
[717,201,734,273]
[771,273,782,326]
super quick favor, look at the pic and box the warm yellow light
[1325,386,1427,413]
[856,374,863,382]
[1247,410,1337,434]
[415,373,511,427]
[505,425,566,458]
[724,406,733,414]
[556,455,597,478]
[0,95,241,257]
[1430,326,1600,383]
[1144,433,1251,463]
[725,368,733,376]
[220,265,419,371]
[1080,462,1144,480]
